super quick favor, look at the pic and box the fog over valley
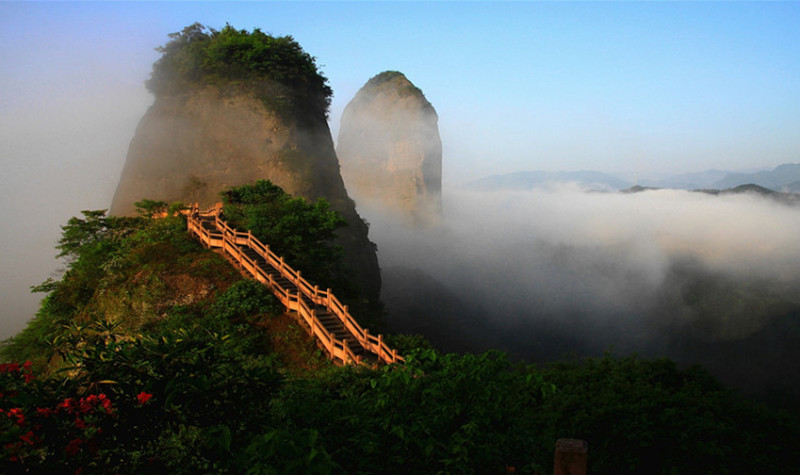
[372,186,800,405]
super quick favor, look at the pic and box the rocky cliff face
[110,86,381,301]
[336,71,442,226]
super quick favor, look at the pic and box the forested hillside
[1,183,798,474]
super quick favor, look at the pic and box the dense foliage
[147,23,333,122]
[221,180,346,289]
[537,355,799,474]
[0,205,328,472]
[1,196,798,473]
[272,351,800,475]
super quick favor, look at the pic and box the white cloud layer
[370,186,800,349]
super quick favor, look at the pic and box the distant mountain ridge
[467,170,630,191]
[621,183,800,206]
[712,163,800,191]
[637,169,729,190]
[697,184,800,206]
[468,163,800,194]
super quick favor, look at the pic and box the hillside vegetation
[361,71,427,100]
[147,23,332,122]
[1,183,798,474]
[221,180,346,296]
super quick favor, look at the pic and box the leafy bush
[222,180,346,287]
[271,350,556,474]
[210,279,281,322]
[1,326,284,473]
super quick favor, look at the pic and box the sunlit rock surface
[110,86,381,300]
[337,71,442,226]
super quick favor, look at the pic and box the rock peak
[337,71,442,226]
[109,25,380,301]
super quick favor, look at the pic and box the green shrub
[210,279,281,322]
[221,180,346,287]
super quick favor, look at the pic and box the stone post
[554,439,587,475]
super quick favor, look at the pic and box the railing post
[554,439,587,475]
[326,289,332,306]
[343,338,349,364]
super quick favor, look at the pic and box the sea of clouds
[368,185,800,386]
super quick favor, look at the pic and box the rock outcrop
[110,86,381,301]
[337,71,442,226]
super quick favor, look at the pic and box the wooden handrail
[183,203,403,366]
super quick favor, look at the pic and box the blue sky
[1,1,799,337]
[3,1,799,184]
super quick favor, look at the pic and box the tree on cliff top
[362,70,425,99]
[351,70,436,116]
[146,23,333,122]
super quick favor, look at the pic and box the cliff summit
[110,24,380,300]
[337,71,442,226]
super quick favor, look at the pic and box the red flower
[21,362,33,383]
[0,363,20,373]
[36,407,54,418]
[19,431,36,446]
[7,407,24,426]
[98,393,113,413]
[74,417,88,430]
[59,398,76,412]
[65,438,82,457]
[136,392,153,405]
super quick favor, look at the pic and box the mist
[0,80,152,339]
[369,185,800,403]
[0,3,162,339]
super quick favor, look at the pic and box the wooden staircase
[186,204,401,367]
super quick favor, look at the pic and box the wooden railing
[184,203,403,366]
